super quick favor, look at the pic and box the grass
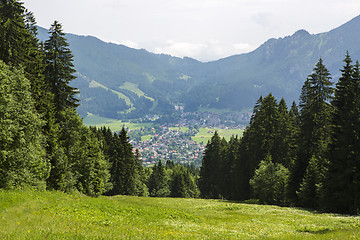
[119,82,155,102]
[83,114,153,131]
[169,127,190,132]
[89,80,133,106]
[110,89,132,106]
[1,190,359,239]
[192,128,244,144]
[83,115,243,140]
[141,135,153,141]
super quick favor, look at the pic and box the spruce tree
[73,126,111,196]
[44,21,79,113]
[199,131,225,199]
[133,149,148,196]
[170,165,199,198]
[0,0,31,66]
[298,155,319,209]
[148,160,170,197]
[288,101,300,168]
[234,94,280,200]
[118,127,138,195]
[222,135,240,199]
[273,98,294,168]
[324,54,360,214]
[0,0,53,115]
[288,58,333,205]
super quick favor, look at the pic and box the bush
[249,155,289,206]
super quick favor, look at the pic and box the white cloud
[172,0,224,9]
[115,40,140,49]
[23,0,360,61]
[151,40,255,62]
[233,43,254,52]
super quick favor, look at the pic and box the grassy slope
[119,81,155,102]
[192,128,244,144]
[1,190,359,239]
[83,114,153,131]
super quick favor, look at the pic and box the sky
[23,0,360,62]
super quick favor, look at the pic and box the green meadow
[83,114,243,143]
[83,114,153,131]
[1,190,359,239]
[191,128,244,144]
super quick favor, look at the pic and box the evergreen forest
[199,56,360,215]
[1,0,359,217]
[0,0,199,199]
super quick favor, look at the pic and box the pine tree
[0,2,58,185]
[288,58,333,205]
[234,94,280,200]
[273,98,294,168]
[103,127,144,196]
[222,135,240,199]
[288,101,300,168]
[0,0,31,66]
[323,54,360,214]
[133,149,148,196]
[44,21,79,113]
[148,160,170,197]
[199,131,225,199]
[0,1,53,115]
[118,127,137,195]
[298,155,319,208]
[72,125,111,196]
[170,165,199,198]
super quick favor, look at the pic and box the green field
[192,128,243,144]
[83,115,243,143]
[141,135,153,141]
[169,127,190,132]
[83,114,153,131]
[119,82,155,102]
[1,190,359,239]
[89,80,132,106]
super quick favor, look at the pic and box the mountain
[38,15,360,119]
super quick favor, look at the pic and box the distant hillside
[38,15,360,118]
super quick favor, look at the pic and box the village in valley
[126,111,251,167]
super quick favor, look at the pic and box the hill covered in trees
[35,15,360,119]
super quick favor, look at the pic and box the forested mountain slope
[38,14,360,118]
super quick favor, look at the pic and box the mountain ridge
[37,14,360,119]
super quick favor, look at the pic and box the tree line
[0,0,201,198]
[199,56,360,215]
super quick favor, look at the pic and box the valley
[36,14,360,120]
[83,111,246,167]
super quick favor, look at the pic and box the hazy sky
[23,0,360,61]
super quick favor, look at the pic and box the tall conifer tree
[324,54,360,214]
[199,131,225,198]
[44,21,79,113]
[234,94,280,200]
[0,0,30,66]
[288,58,333,205]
